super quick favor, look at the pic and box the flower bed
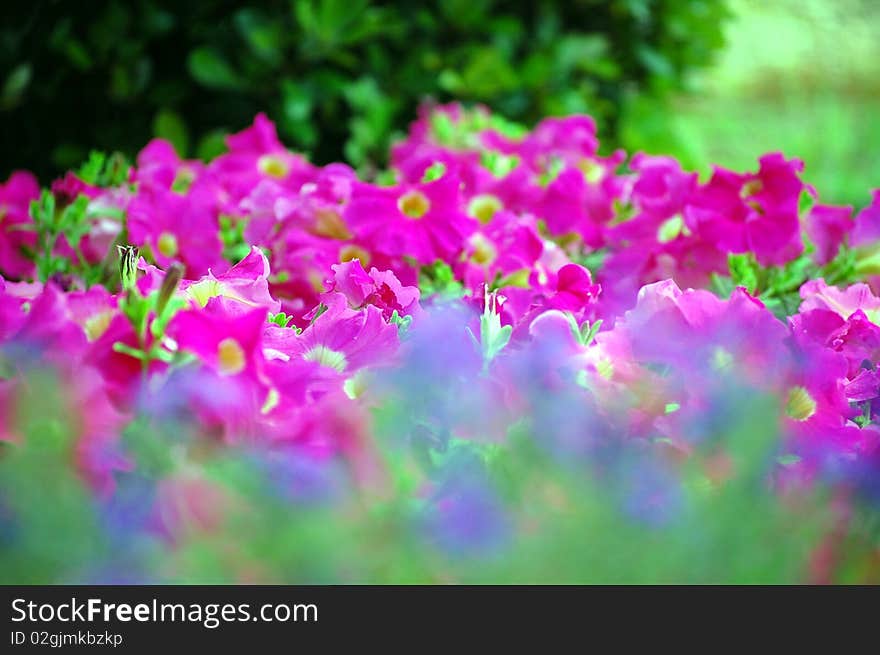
[1,104,879,583]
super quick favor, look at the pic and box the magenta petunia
[805,204,853,265]
[281,293,399,378]
[685,153,808,266]
[50,171,101,206]
[179,246,281,316]
[850,189,880,247]
[798,278,880,324]
[0,170,40,280]
[546,263,601,313]
[344,172,476,265]
[127,184,226,278]
[539,154,627,244]
[323,259,421,321]
[457,210,543,294]
[209,113,316,205]
[85,313,162,408]
[518,115,599,167]
[169,299,269,384]
[791,308,880,378]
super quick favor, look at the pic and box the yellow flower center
[467,194,503,224]
[786,386,817,422]
[339,244,371,268]
[314,208,352,240]
[84,311,114,341]
[398,190,430,219]
[578,159,605,184]
[157,231,179,258]
[303,345,347,373]
[258,154,289,179]
[186,279,223,308]
[469,233,497,266]
[741,179,764,212]
[741,179,763,198]
[217,338,246,376]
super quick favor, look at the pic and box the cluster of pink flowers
[2,103,880,577]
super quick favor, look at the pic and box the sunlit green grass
[621,0,880,208]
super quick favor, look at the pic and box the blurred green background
[0,0,728,177]
[622,0,880,207]
[1,0,877,207]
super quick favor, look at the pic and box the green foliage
[268,311,296,328]
[712,246,862,320]
[27,190,108,285]
[418,260,465,300]
[1,1,730,180]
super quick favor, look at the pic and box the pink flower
[66,286,117,342]
[50,172,100,207]
[84,314,162,408]
[8,282,89,370]
[791,308,880,378]
[685,153,808,266]
[323,259,421,321]
[281,293,399,377]
[798,278,880,323]
[209,113,315,205]
[243,164,356,245]
[133,138,219,204]
[169,300,269,384]
[519,115,599,167]
[850,190,880,247]
[629,153,698,221]
[263,230,344,327]
[180,246,281,316]
[0,276,37,341]
[597,280,790,389]
[457,210,543,293]
[804,204,853,265]
[127,184,226,278]
[782,343,865,462]
[546,263,601,313]
[539,167,602,243]
[539,153,626,243]
[344,172,476,265]
[0,171,40,280]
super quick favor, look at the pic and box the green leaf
[579,319,603,346]
[234,8,284,65]
[268,312,295,328]
[1,62,31,108]
[728,253,761,294]
[196,130,228,162]
[153,109,189,157]
[187,47,242,90]
[709,273,735,299]
[112,341,148,361]
[389,310,413,338]
[418,261,464,300]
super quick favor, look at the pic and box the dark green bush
[1,0,728,179]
